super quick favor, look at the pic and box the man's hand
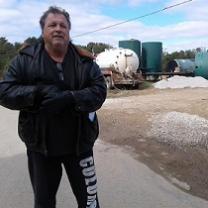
[34,85,60,106]
[40,90,74,114]
[25,85,61,113]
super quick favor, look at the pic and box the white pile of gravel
[148,111,208,149]
[154,76,208,89]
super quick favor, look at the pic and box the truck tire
[105,76,113,89]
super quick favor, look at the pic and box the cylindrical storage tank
[195,51,208,79]
[96,48,139,74]
[142,42,162,73]
[118,39,141,61]
[167,59,195,73]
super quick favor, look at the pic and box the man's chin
[52,41,67,50]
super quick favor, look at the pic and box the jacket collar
[19,41,94,63]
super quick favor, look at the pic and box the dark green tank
[195,51,208,79]
[118,39,141,61]
[142,42,162,73]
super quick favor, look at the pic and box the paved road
[1,107,208,208]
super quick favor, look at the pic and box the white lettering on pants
[85,175,97,186]
[80,156,94,168]
[87,200,97,208]
[79,156,98,208]
[82,166,95,177]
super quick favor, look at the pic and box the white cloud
[166,0,208,20]
[0,0,16,7]
[164,38,208,53]
[72,16,208,52]
[128,0,160,6]
[0,0,207,52]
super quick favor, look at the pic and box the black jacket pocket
[18,111,38,146]
[81,112,99,145]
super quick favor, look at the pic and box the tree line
[0,36,198,77]
[0,36,113,77]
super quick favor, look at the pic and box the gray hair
[39,6,71,30]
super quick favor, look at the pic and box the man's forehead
[45,13,67,21]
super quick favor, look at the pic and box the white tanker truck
[96,48,143,89]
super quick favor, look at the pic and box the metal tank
[195,51,208,79]
[142,42,162,73]
[167,59,195,73]
[95,48,139,74]
[118,39,141,62]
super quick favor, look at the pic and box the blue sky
[0,0,207,52]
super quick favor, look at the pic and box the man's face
[42,13,70,50]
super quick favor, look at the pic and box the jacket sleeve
[72,62,107,112]
[0,55,37,110]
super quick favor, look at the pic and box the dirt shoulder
[98,87,208,200]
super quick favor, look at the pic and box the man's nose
[55,24,62,31]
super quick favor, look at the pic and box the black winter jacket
[0,42,107,155]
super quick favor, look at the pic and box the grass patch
[139,81,153,90]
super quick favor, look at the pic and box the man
[0,6,106,208]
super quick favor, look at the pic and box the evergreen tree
[0,37,17,77]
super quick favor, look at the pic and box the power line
[72,0,193,39]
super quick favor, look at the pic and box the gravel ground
[99,87,208,200]
[154,76,208,89]
[148,111,208,149]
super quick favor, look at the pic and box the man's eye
[49,24,56,27]
[60,24,67,28]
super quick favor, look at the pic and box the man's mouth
[53,35,64,39]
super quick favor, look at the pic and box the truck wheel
[105,76,113,89]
